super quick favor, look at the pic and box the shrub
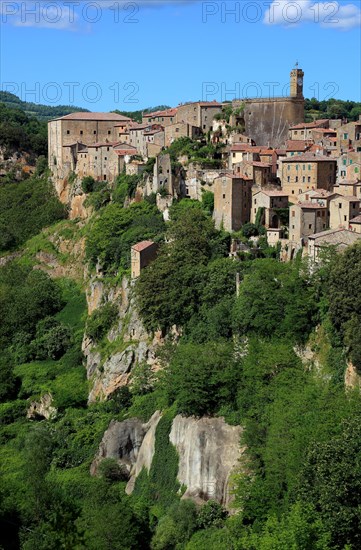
[82,176,96,193]
[86,302,118,342]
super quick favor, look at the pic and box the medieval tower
[233,67,305,147]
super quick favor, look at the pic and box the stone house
[307,229,361,262]
[84,142,138,182]
[213,174,252,232]
[337,117,361,153]
[281,154,337,202]
[144,128,165,158]
[234,161,272,187]
[349,215,361,233]
[142,108,178,127]
[165,122,202,146]
[251,190,289,227]
[333,180,361,200]
[289,202,328,242]
[48,112,132,182]
[176,101,223,133]
[288,119,330,140]
[337,152,361,182]
[131,241,159,279]
[329,195,361,230]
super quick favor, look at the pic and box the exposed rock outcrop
[170,415,244,507]
[83,277,161,403]
[93,412,244,509]
[345,361,361,391]
[27,393,57,420]
[90,411,162,483]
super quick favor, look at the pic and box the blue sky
[1,0,360,112]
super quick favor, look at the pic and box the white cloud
[263,0,361,30]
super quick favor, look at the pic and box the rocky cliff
[83,276,161,403]
[92,412,244,509]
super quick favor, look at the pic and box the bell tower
[290,64,304,98]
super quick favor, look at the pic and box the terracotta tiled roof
[283,154,336,162]
[145,108,177,118]
[55,112,132,122]
[251,161,272,168]
[296,201,327,209]
[254,190,288,197]
[331,195,361,203]
[290,119,329,130]
[132,241,156,252]
[285,140,313,152]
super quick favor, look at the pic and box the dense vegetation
[0,103,49,159]
[0,170,67,253]
[0,91,89,121]
[305,97,361,122]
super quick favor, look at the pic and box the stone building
[307,229,361,262]
[234,160,272,187]
[142,108,178,127]
[281,154,337,201]
[333,180,361,200]
[349,215,361,233]
[251,190,289,227]
[329,195,361,230]
[84,142,138,183]
[289,202,328,242]
[288,119,330,140]
[213,174,252,232]
[176,101,223,133]
[232,68,305,147]
[337,152,361,182]
[48,113,132,174]
[131,241,159,279]
[337,117,361,153]
[165,122,202,146]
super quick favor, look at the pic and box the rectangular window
[343,159,347,165]
[339,203,342,209]
[344,133,348,139]
[287,176,290,182]
[344,215,347,222]
[223,194,226,199]
[292,211,295,217]
[108,131,111,135]
[308,177,311,183]
[80,130,83,135]
[295,176,298,182]
[93,130,97,135]
[303,177,305,182]
[67,130,70,135]
[309,224,312,229]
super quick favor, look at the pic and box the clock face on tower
[298,77,303,86]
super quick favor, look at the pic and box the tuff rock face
[93,412,244,509]
[83,277,162,403]
[90,411,162,484]
[169,415,244,507]
[27,393,57,420]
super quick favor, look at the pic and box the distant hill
[0,91,90,121]
[112,106,171,123]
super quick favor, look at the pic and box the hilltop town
[48,67,361,264]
